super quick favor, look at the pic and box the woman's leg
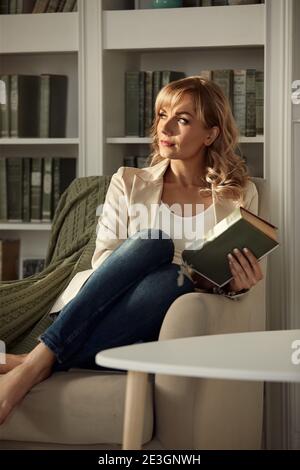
[0,229,178,423]
[52,262,195,372]
[39,228,175,365]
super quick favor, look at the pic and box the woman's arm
[91,167,128,270]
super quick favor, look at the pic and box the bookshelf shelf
[106,136,264,144]
[0,138,79,145]
[0,12,79,54]
[0,223,52,231]
[103,4,265,50]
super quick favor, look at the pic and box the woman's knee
[131,228,174,255]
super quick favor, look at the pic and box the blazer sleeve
[91,167,128,270]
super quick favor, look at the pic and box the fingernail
[228,253,233,260]
[243,248,248,253]
[233,248,239,254]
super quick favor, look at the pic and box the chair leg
[123,371,148,450]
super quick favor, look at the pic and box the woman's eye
[179,118,189,125]
[158,113,189,125]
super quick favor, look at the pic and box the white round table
[96,329,300,450]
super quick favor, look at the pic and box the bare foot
[0,354,28,375]
[0,361,52,425]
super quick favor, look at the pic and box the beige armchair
[0,178,267,450]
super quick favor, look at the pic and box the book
[38,74,68,138]
[182,206,279,287]
[22,257,45,278]
[0,239,20,281]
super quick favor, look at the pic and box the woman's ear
[205,126,220,146]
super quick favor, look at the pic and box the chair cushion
[0,370,153,446]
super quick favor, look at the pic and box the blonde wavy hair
[148,75,251,203]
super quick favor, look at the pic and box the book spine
[10,75,18,137]
[30,158,43,222]
[22,157,31,222]
[46,0,60,12]
[9,0,17,13]
[245,69,256,137]
[233,69,246,136]
[39,75,50,137]
[0,75,10,137]
[123,156,137,167]
[144,71,153,137]
[125,71,140,136]
[32,0,50,13]
[139,71,146,137]
[6,157,23,221]
[49,75,68,137]
[212,69,234,108]
[152,70,162,110]
[1,240,20,281]
[256,70,264,135]
[0,158,7,220]
[42,157,53,221]
[62,0,75,12]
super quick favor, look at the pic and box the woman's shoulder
[112,164,155,182]
[244,179,258,200]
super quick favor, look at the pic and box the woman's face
[156,94,214,162]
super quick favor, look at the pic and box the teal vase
[152,0,183,8]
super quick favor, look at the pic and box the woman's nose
[161,119,174,135]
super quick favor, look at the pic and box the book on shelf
[0,75,10,137]
[182,206,279,288]
[10,74,40,137]
[123,155,149,168]
[0,156,76,223]
[6,157,23,222]
[124,68,263,139]
[0,239,20,281]
[22,257,45,278]
[200,68,263,137]
[134,1,262,7]
[0,74,68,138]
[39,74,68,138]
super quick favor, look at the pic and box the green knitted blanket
[0,175,111,354]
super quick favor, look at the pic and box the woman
[0,76,263,424]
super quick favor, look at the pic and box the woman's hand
[227,248,263,293]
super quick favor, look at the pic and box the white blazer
[49,158,258,314]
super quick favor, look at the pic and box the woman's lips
[160,140,175,147]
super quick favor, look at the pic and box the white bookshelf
[103,4,265,49]
[0,138,79,144]
[0,12,79,53]
[0,223,51,231]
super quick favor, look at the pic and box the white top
[152,202,215,265]
[96,330,300,383]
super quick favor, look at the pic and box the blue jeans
[40,229,195,372]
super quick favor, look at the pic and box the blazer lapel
[128,158,239,233]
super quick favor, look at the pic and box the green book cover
[182,206,279,287]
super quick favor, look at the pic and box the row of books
[123,155,150,168]
[0,157,76,223]
[134,1,263,8]
[0,239,46,280]
[125,69,264,138]
[0,74,68,138]
[0,0,77,14]
[126,70,185,137]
